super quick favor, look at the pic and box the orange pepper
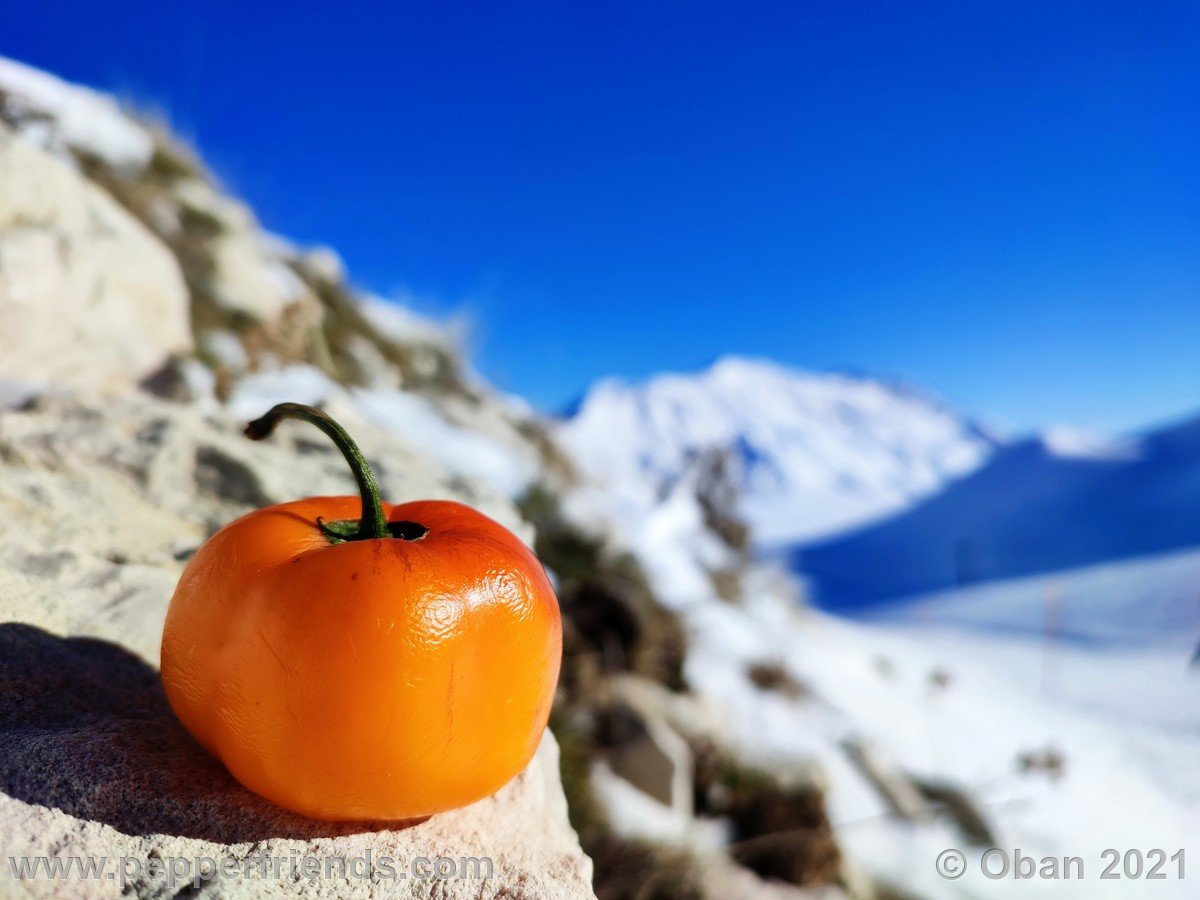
[161,403,562,821]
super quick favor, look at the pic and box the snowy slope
[558,356,996,547]
[796,414,1200,611]
[683,597,1200,899]
[0,56,153,171]
[865,544,1200,648]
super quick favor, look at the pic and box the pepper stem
[244,402,389,541]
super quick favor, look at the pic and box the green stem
[244,402,389,541]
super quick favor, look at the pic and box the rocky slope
[0,402,589,900]
[0,391,593,899]
[0,55,552,488]
[0,58,592,899]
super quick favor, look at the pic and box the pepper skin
[160,405,562,821]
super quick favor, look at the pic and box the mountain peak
[560,358,995,546]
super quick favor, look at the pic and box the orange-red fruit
[161,497,562,821]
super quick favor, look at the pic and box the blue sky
[6,1,1198,434]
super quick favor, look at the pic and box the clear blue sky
[6,1,1198,434]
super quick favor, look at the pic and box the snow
[1041,425,1141,461]
[227,365,536,497]
[0,377,44,409]
[865,544,1200,647]
[558,356,995,549]
[263,256,310,305]
[590,760,694,845]
[351,387,537,497]
[200,331,251,376]
[563,457,739,612]
[680,576,1199,898]
[359,294,457,348]
[227,365,340,417]
[798,414,1200,610]
[0,56,153,172]
[585,472,1200,897]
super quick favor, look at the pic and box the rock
[0,124,192,393]
[596,703,693,816]
[0,393,594,898]
[169,179,324,340]
[0,625,588,898]
[585,698,698,850]
[607,674,744,758]
[295,245,347,287]
[0,56,154,174]
[840,739,929,824]
[908,776,997,847]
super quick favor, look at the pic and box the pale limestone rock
[169,178,324,336]
[0,393,594,899]
[296,245,347,287]
[0,125,192,393]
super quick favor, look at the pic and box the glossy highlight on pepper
[160,403,563,821]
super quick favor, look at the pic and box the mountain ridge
[794,410,1200,610]
[559,354,999,547]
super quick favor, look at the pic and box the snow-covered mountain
[558,356,997,547]
[796,414,1200,611]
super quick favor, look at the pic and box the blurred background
[2,2,1198,898]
